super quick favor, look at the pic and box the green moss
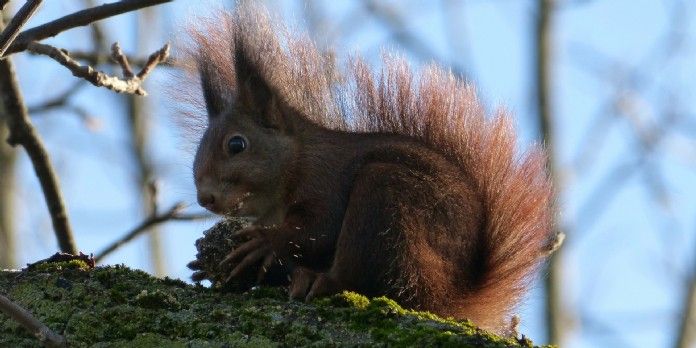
[28,259,91,272]
[334,291,370,310]
[133,289,182,310]
[0,265,546,347]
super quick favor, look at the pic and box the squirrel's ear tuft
[234,44,286,130]
[200,64,231,118]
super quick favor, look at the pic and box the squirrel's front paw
[289,266,342,301]
[219,225,277,284]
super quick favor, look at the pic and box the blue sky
[7,1,696,347]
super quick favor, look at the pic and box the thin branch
[0,293,66,347]
[27,80,86,114]
[30,50,174,68]
[0,0,43,57]
[0,56,77,254]
[111,41,134,78]
[30,95,102,132]
[27,41,169,96]
[135,43,169,79]
[5,0,172,56]
[95,203,210,263]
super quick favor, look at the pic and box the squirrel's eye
[227,136,247,155]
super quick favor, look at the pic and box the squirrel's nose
[197,191,216,210]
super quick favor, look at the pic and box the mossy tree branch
[0,264,542,347]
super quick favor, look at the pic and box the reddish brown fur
[182,4,553,332]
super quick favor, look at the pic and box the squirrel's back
[183,4,553,332]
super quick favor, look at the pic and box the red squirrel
[186,6,553,332]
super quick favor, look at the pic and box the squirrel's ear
[234,45,287,130]
[200,65,231,118]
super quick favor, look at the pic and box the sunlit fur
[180,4,553,331]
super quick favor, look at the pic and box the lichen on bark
[0,263,543,347]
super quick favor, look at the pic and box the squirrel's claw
[226,246,269,281]
[306,273,341,301]
[256,253,276,284]
[288,267,341,301]
[219,238,263,266]
[191,270,208,282]
[220,227,277,284]
[234,225,268,239]
[289,266,316,300]
[187,259,202,270]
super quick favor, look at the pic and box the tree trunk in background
[126,8,165,277]
[535,0,566,345]
[0,120,17,269]
[0,11,18,270]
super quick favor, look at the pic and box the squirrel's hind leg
[291,162,416,302]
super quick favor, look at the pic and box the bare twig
[5,0,172,56]
[135,43,169,79]
[26,41,169,96]
[30,96,102,132]
[29,50,174,68]
[0,0,43,57]
[0,293,66,347]
[95,203,210,263]
[0,57,77,254]
[543,231,566,257]
[27,80,86,114]
[111,42,134,78]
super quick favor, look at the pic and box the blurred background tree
[1,1,695,347]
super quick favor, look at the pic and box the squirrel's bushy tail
[347,58,554,329]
